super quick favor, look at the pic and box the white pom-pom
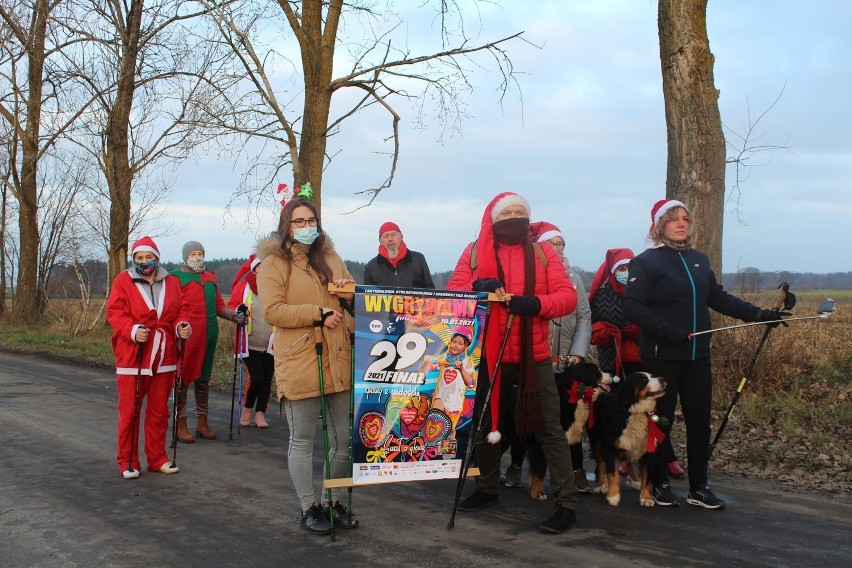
[486,430,502,445]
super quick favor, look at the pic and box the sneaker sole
[652,498,679,507]
[686,497,725,509]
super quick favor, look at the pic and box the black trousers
[242,350,274,413]
[641,357,713,490]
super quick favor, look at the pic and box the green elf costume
[172,241,245,442]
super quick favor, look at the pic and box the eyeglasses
[290,217,318,228]
[548,240,565,250]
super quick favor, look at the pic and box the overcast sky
[151,1,851,274]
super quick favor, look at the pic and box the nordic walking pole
[688,313,828,337]
[237,328,245,436]
[338,296,357,529]
[313,309,335,540]
[228,322,243,440]
[448,312,516,530]
[171,334,186,464]
[127,337,145,477]
[709,282,797,457]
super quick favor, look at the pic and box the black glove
[664,327,690,344]
[756,309,791,328]
[507,295,541,316]
[234,304,248,326]
[472,278,503,293]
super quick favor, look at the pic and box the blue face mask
[293,227,319,246]
[134,259,158,277]
[615,271,629,285]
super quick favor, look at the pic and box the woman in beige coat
[257,197,357,536]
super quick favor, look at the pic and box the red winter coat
[107,268,191,376]
[446,241,576,364]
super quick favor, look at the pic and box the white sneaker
[158,462,180,474]
[122,468,140,479]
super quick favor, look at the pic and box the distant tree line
[43,260,852,300]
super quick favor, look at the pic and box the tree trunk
[11,0,48,320]
[295,0,342,214]
[658,0,726,276]
[1,182,7,315]
[106,0,143,287]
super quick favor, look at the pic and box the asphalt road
[1,350,849,568]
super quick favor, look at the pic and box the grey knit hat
[182,240,205,261]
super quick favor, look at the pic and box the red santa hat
[649,199,688,233]
[489,193,531,222]
[588,248,635,303]
[530,221,563,244]
[232,254,258,289]
[130,236,160,259]
[378,221,401,238]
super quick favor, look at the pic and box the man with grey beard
[363,221,435,289]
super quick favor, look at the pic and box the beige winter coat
[256,237,353,401]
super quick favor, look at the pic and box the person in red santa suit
[172,240,246,442]
[107,236,192,478]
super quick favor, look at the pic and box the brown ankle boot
[177,418,195,444]
[195,415,217,440]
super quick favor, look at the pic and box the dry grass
[674,292,851,495]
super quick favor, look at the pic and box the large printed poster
[351,286,488,485]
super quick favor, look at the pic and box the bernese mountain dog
[590,371,666,507]
[526,362,614,501]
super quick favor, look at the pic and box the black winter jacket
[623,246,762,361]
[363,250,435,289]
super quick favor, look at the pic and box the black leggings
[242,350,274,413]
[641,357,713,489]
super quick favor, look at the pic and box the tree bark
[11,0,48,320]
[658,0,726,276]
[106,0,144,286]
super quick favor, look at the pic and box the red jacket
[107,269,191,375]
[446,241,576,364]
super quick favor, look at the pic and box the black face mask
[492,217,530,244]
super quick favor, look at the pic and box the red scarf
[378,241,408,268]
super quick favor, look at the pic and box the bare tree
[195,0,524,213]
[60,0,240,285]
[658,0,725,275]
[724,86,794,222]
[0,0,97,318]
